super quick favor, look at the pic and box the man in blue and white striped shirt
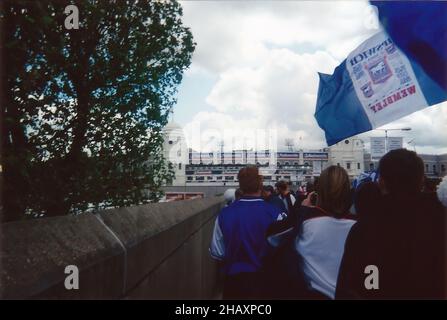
[210,166,285,299]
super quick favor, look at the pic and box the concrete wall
[0,197,224,299]
[163,185,231,198]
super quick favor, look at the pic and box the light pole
[408,139,417,152]
[376,127,411,151]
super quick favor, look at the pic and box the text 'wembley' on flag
[315,31,447,146]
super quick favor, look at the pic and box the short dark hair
[263,185,274,193]
[303,177,319,194]
[354,181,381,220]
[378,149,424,195]
[238,166,262,194]
[275,180,288,191]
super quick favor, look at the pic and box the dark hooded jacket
[336,192,446,299]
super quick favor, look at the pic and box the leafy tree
[1,0,195,221]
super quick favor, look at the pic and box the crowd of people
[210,149,447,299]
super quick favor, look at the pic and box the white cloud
[178,1,447,154]
[181,1,378,73]
[184,48,337,151]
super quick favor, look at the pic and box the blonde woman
[296,165,356,299]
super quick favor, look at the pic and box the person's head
[313,177,319,191]
[306,177,318,193]
[275,180,289,196]
[237,166,263,196]
[378,149,424,196]
[354,181,382,220]
[262,185,275,199]
[316,165,351,216]
[305,182,312,194]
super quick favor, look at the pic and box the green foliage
[1,0,195,221]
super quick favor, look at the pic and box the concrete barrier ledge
[0,196,224,299]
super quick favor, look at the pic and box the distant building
[420,154,447,178]
[162,121,331,186]
[184,149,329,187]
[163,124,375,186]
[162,121,187,186]
[364,152,447,178]
[328,136,365,177]
[435,153,447,177]
[363,152,377,172]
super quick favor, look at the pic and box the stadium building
[162,122,367,188]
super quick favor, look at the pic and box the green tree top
[1,0,195,221]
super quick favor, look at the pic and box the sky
[173,0,447,154]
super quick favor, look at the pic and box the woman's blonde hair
[316,165,351,216]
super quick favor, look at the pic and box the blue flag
[372,1,447,91]
[315,6,447,146]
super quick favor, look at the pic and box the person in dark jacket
[262,185,287,213]
[336,149,446,299]
[353,181,382,222]
[276,180,296,214]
